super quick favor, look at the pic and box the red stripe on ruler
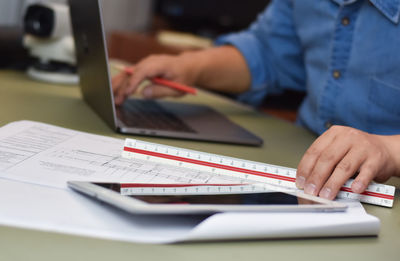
[121,183,245,188]
[124,147,295,182]
[340,187,394,200]
[124,147,393,201]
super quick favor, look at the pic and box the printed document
[0,121,244,188]
[0,121,380,243]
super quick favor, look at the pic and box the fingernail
[296,176,306,189]
[143,88,153,98]
[305,183,316,195]
[352,180,365,193]
[320,187,332,199]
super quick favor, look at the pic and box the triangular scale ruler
[122,139,395,207]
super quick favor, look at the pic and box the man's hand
[111,46,251,105]
[112,54,196,105]
[296,125,400,200]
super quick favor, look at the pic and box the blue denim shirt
[216,0,400,135]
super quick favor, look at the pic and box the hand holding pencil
[111,55,198,105]
[113,64,197,94]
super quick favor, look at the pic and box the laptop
[68,0,263,146]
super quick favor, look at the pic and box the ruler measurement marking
[124,146,393,200]
[122,140,395,207]
[124,147,296,182]
[120,184,270,195]
[123,146,393,201]
[340,187,394,200]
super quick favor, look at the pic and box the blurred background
[0,0,303,121]
[0,0,268,68]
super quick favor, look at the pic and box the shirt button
[341,17,350,26]
[332,70,341,79]
[325,121,333,129]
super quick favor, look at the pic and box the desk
[0,70,399,261]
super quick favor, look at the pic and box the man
[112,0,400,200]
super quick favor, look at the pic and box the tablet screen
[93,183,318,205]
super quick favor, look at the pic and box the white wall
[0,0,153,32]
[101,0,153,33]
[0,0,25,26]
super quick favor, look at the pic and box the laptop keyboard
[117,100,196,133]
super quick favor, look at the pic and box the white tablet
[68,181,347,215]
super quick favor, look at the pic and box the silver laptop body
[68,0,263,146]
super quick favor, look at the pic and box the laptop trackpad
[118,99,263,146]
[158,101,259,140]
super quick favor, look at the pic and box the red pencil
[113,64,197,95]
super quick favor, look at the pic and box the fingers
[112,55,190,104]
[112,70,134,105]
[302,138,352,197]
[112,63,172,104]
[111,72,125,92]
[126,55,177,98]
[141,84,185,99]
[116,78,132,105]
[318,148,367,200]
[112,72,127,105]
[296,126,385,200]
[127,65,154,97]
[351,162,377,194]
[296,128,337,189]
[351,147,392,192]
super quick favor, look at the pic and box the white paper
[184,200,380,241]
[0,178,200,244]
[0,121,380,243]
[0,178,379,243]
[0,121,245,189]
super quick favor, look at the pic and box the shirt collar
[331,0,400,24]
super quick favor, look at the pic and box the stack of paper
[0,121,380,243]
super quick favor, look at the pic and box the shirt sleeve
[215,0,306,106]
